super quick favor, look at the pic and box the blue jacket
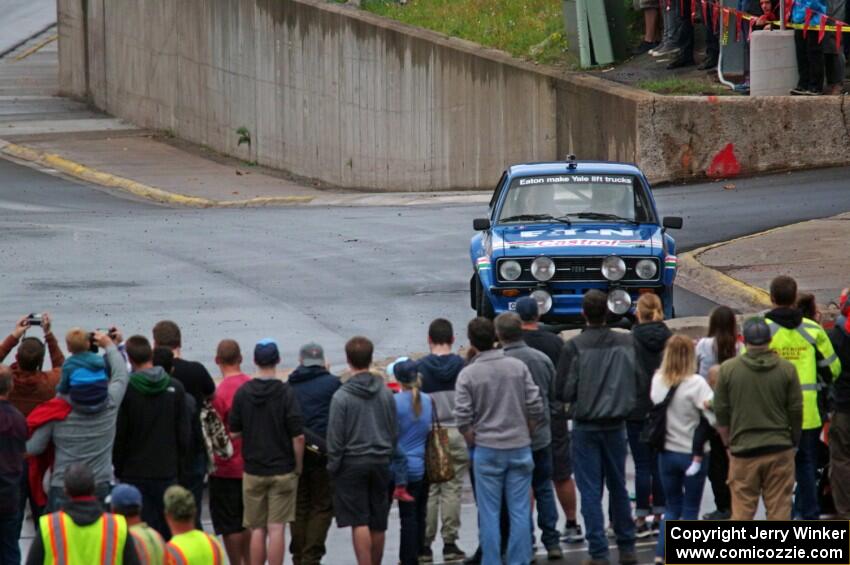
[792,0,827,25]
[288,365,341,438]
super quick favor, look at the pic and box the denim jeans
[655,451,709,559]
[794,428,821,520]
[473,446,534,565]
[0,513,20,565]
[122,477,176,540]
[626,420,665,517]
[396,479,429,565]
[531,446,560,550]
[572,425,635,560]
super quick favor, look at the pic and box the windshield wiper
[570,212,638,225]
[500,214,571,226]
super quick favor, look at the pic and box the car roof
[506,161,643,177]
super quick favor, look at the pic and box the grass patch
[358,0,568,64]
[638,77,731,96]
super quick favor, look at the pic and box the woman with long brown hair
[650,335,714,564]
[695,306,740,521]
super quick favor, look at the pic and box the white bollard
[749,29,798,96]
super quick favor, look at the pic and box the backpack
[640,384,678,451]
[200,399,233,472]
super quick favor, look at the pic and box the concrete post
[749,30,798,96]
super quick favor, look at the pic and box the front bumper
[487,282,673,323]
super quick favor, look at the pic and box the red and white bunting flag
[803,7,814,38]
[817,15,828,43]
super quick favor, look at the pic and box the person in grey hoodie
[27,330,129,512]
[326,336,397,565]
[496,312,562,561]
[417,318,468,563]
[454,317,544,565]
[113,335,189,540]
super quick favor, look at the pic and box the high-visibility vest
[129,523,165,565]
[39,511,128,565]
[767,317,842,430]
[164,530,224,565]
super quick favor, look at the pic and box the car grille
[496,257,660,283]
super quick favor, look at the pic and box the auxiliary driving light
[530,289,553,315]
[499,260,522,281]
[607,289,632,315]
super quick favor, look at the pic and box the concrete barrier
[56,0,850,190]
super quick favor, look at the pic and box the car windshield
[498,174,651,224]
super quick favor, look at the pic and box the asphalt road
[3,157,850,564]
[0,0,55,57]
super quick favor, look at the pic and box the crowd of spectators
[632,0,848,94]
[0,272,847,564]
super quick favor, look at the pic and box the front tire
[476,277,496,319]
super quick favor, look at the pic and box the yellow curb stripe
[0,141,313,207]
[14,34,57,62]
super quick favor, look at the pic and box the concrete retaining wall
[56,0,850,189]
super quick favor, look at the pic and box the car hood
[493,223,662,257]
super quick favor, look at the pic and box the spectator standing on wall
[765,276,840,520]
[454,317,545,565]
[633,0,662,54]
[650,335,715,563]
[651,0,694,69]
[557,290,637,565]
[629,294,670,536]
[791,0,828,95]
[714,318,802,520]
[418,318,469,563]
[210,339,252,565]
[288,342,341,565]
[828,290,850,518]
[153,320,216,526]
[695,306,740,521]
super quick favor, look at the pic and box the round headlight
[601,256,626,281]
[607,289,632,315]
[635,259,658,280]
[499,260,522,281]
[530,257,555,282]
[531,289,553,315]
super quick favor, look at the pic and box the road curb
[0,140,314,207]
[676,234,775,313]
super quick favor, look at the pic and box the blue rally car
[470,159,683,325]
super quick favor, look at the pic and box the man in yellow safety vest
[26,462,140,564]
[163,486,224,565]
[765,276,841,520]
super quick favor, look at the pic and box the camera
[26,313,42,326]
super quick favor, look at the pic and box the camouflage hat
[163,485,196,522]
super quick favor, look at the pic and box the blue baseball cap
[515,296,540,322]
[254,338,281,367]
[110,484,142,510]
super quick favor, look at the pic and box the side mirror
[473,218,491,231]
[662,216,683,230]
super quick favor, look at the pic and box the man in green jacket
[715,317,803,521]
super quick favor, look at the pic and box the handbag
[425,408,455,484]
[200,399,234,472]
[640,384,678,452]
